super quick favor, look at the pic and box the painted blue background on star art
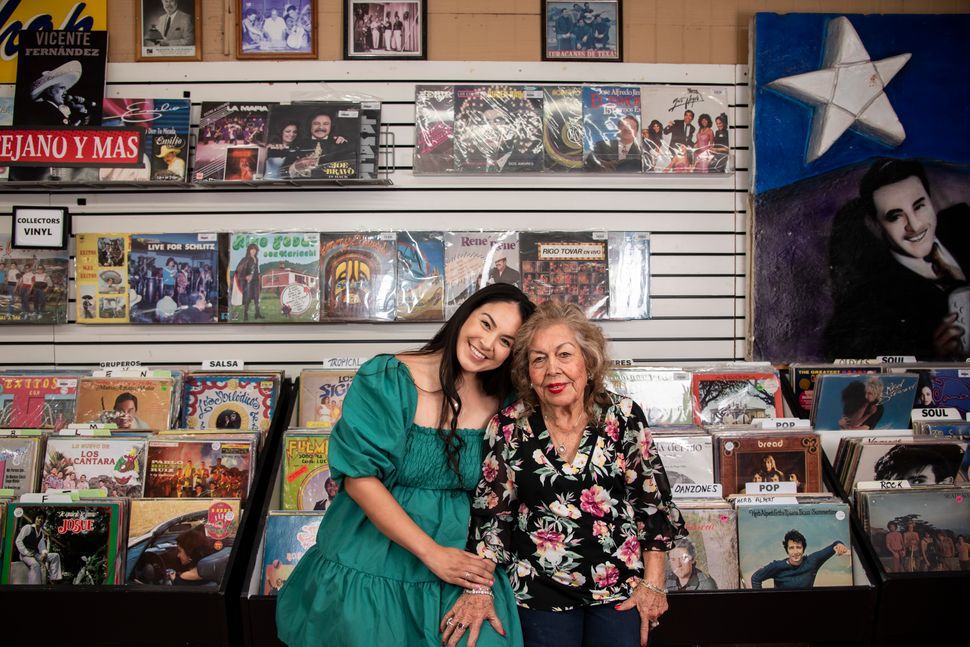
[753,12,970,194]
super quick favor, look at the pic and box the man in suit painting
[586,114,642,172]
[146,0,195,47]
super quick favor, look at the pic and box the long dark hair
[412,284,535,481]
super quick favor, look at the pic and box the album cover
[99,98,192,182]
[542,86,583,172]
[788,364,880,419]
[282,432,337,511]
[228,232,321,323]
[812,374,918,431]
[127,498,241,587]
[0,96,11,180]
[0,234,70,324]
[358,99,382,180]
[453,85,543,174]
[261,511,325,595]
[397,231,445,322]
[668,505,739,590]
[737,502,853,589]
[846,439,966,490]
[653,434,715,487]
[443,231,519,319]
[519,231,609,319]
[127,233,220,324]
[716,432,821,496]
[74,376,175,430]
[605,368,693,426]
[0,435,43,496]
[608,231,650,320]
[859,486,970,573]
[2,501,122,585]
[75,233,130,324]
[639,85,730,173]
[319,232,396,321]
[582,85,642,172]
[42,437,147,498]
[263,102,360,180]
[915,422,970,438]
[298,369,356,428]
[0,374,77,428]
[181,373,281,434]
[13,30,107,128]
[193,101,275,181]
[144,438,256,501]
[413,85,455,174]
[691,370,785,427]
[906,368,970,417]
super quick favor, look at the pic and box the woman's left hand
[614,584,668,646]
[440,593,506,647]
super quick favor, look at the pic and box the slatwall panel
[0,61,750,372]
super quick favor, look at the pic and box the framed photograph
[542,1,622,62]
[344,0,427,60]
[136,0,203,61]
[237,0,318,59]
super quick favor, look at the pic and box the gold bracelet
[638,580,667,596]
[466,587,494,597]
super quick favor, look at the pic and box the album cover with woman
[812,373,918,431]
[319,232,396,321]
[639,85,730,174]
[715,431,821,496]
[519,231,609,319]
[194,101,275,181]
[298,369,355,428]
[264,102,361,180]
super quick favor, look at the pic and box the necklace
[544,412,588,457]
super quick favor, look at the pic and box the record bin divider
[0,376,295,647]
[827,449,970,644]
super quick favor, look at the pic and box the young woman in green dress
[277,284,535,647]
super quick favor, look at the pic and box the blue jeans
[518,604,644,647]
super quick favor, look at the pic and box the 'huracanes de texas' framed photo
[542,1,622,62]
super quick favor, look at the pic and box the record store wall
[0,61,748,372]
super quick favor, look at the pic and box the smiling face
[528,323,588,412]
[785,539,805,566]
[872,175,937,259]
[311,114,332,139]
[455,301,523,378]
[669,547,694,580]
[162,0,178,15]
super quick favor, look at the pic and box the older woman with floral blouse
[441,300,686,647]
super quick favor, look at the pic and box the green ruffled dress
[277,355,522,647]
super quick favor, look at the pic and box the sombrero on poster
[30,60,82,100]
[156,145,182,158]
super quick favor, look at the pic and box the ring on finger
[650,620,660,629]
[446,618,454,627]
[464,571,470,579]
[456,622,466,629]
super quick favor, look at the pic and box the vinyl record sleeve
[443,231,519,319]
[582,85,642,173]
[847,439,966,490]
[0,236,71,325]
[906,368,970,417]
[75,233,131,324]
[42,437,147,498]
[2,501,122,586]
[261,511,325,595]
[639,85,730,174]
[358,100,382,180]
[0,97,11,180]
[298,369,355,428]
[737,502,853,589]
[194,101,275,181]
[653,434,715,487]
[319,232,396,321]
[181,373,280,433]
[145,438,256,501]
[128,233,220,324]
[264,102,360,180]
[543,86,584,171]
[100,98,192,182]
[397,231,445,322]
[812,374,918,431]
[0,374,77,428]
[453,85,543,174]
[519,231,609,319]
[691,370,784,427]
[413,85,455,174]
[74,377,174,430]
[608,231,650,320]
[0,436,43,496]
[281,432,334,511]
[605,368,692,426]
[716,432,821,496]
[228,232,321,323]
[668,506,739,590]
[788,364,880,419]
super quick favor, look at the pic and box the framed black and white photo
[344,0,426,60]
[542,1,622,62]
[237,0,318,59]
[136,0,203,61]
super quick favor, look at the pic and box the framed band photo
[542,1,622,62]
[137,0,203,61]
[344,0,427,60]
[237,0,318,59]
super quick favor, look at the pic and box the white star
[766,16,911,162]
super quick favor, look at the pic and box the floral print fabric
[468,393,686,611]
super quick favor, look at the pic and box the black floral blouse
[467,393,687,611]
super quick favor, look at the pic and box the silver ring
[650,620,660,629]
[446,618,454,627]
[457,622,466,629]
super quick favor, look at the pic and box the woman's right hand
[423,545,495,588]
